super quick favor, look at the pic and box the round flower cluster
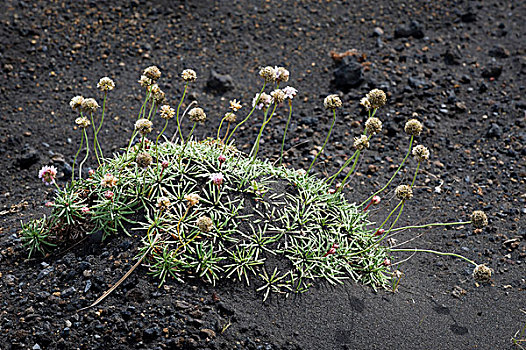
[395,184,413,201]
[81,98,100,113]
[472,264,492,283]
[259,66,277,83]
[138,75,152,88]
[144,66,161,81]
[38,165,57,186]
[188,107,207,123]
[365,117,382,135]
[274,66,290,83]
[185,193,200,207]
[360,97,372,111]
[252,92,272,110]
[181,69,197,82]
[405,119,423,136]
[135,118,153,136]
[210,173,224,186]
[224,112,236,123]
[412,145,430,162]
[160,105,175,120]
[156,196,171,211]
[150,84,165,104]
[282,86,298,100]
[270,89,285,104]
[324,94,342,109]
[75,117,91,128]
[196,216,214,233]
[136,152,153,168]
[471,210,488,229]
[365,89,387,109]
[100,173,118,188]
[97,77,115,92]
[353,135,370,150]
[70,96,85,111]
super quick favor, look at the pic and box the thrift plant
[20,65,491,302]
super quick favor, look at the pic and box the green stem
[360,136,414,207]
[328,150,359,187]
[226,83,266,145]
[279,101,293,166]
[147,100,157,120]
[78,129,90,179]
[156,119,169,173]
[389,248,477,266]
[411,161,420,187]
[217,112,233,140]
[95,92,107,160]
[307,109,336,173]
[377,200,404,232]
[180,122,197,156]
[88,112,101,165]
[251,102,278,160]
[388,221,471,233]
[336,150,361,193]
[71,130,85,183]
[176,84,189,141]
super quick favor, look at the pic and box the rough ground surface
[0,0,525,349]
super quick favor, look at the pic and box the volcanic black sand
[0,1,525,349]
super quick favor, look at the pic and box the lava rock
[331,56,363,92]
[481,65,502,79]
[408,77,431,90]
[488,45,510,58]
[443,48,462,65]
[486,123,502,138]
[394,21,424,39]
[460,11,477,23]
[205,70,234,94]
[16,145,40,169]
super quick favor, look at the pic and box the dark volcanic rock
[488,45,510,58]
[205,70,234,94]
[481,65,503,79]
[331,56,363,92]
[394,21,424,39]
[16,145,40,169]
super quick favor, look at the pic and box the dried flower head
[274,66,290,82]
[395,184,413,201]
[210,173,224,186]
[252,92,272,110]
[188,107,207,123]
[366,89,387,109]
[412,145,430,162]
[472,264,492,283]
[224,112,237,123]
[157,196,171,211]
[196,216,214,233]
[75,116,91,128]
[185,193,200,207]
[138,75,152,88]
[81,98,100,113]
[229,99,242,112]
[181,69,197,82]
[360,97,372,111]
[70,96,85,111]
[324,94,342,109]
[160,105,175,120]
[38,165,57,186]
[135,118,153,136]
[271,89,286,104]
[136,152,153,168]
[144,66,161,81]
[97,77,115,92]
[283,86,298,100]
[259,66,276,83]
[101,173,118,188]
[365,117,382,135]
[471,210,488,229]
[405,119,423,136]
[353,135,370,150]
[153,89,165,104]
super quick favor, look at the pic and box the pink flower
[364,195,381,211]
[38,165,57,186]
[282,86,298,100]
[100,173,118,188]
[104,190,114,200]
[210,173,224,186]
[252,92,272,110]
[375,228,385,236]
[161,160,169,169]
[328,189,336,194]
[44,201,54,207]
[81,207,90,214]
[218,155,226,164]
[88,169,95,177]
[382,258,391,266]
[323,243,339,257]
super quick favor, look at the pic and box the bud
[375,228,385,236]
